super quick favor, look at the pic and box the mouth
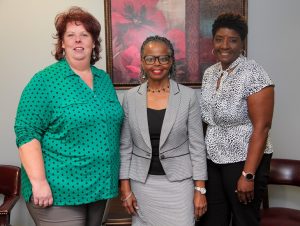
[151,69,164,75]
[74,47,84,51]
[218,51,231,56]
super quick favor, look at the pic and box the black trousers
[197,154,272,226]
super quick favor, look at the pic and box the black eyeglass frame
[142,55,171,65]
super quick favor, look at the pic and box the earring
[211,49,216,56]
[241,49,247,56]
[92,49,96,60]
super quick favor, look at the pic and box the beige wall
[0,0,299,225]
[0,1,106,225]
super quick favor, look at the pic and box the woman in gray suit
[119,35,207,226]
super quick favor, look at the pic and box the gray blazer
[119,79,207,183]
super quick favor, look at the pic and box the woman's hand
[194,191,207,219]
[120,179,138,215]
[120,191,138,215]
[31,179,53,208]
[236,175,254,204]
[18,139,53,208]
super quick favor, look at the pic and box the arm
[188,91,208,217]
[236,86,274,203]
[15,74,53,207]
[19,139,53,207]
[194,180,207,218]
[119,92,137,214]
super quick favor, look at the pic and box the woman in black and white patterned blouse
[199,13,274,226]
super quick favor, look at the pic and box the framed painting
[104,0,247,88]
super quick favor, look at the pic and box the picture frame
[104,0,247,89]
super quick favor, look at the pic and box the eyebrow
[215,35,240,38]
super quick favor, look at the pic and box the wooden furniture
[0,165,21,226]
[261,158,300,226]
[102,197,132,226]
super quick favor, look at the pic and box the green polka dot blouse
[15,59,124,205]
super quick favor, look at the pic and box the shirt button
[160,155,165,160]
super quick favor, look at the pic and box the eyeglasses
[143,55,171,65]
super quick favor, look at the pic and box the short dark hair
[140,35,176,80]
[53,6,101,65]
[212,13,248,41]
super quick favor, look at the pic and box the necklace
[147,85,170,93]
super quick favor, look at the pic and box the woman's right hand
[120,179,138,215]
[31,179,53,208]
[121,191,138,215]
[18,139,53,208]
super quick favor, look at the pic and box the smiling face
[141,41,173,82]
[213,27,243,69]
[62,21,95,64]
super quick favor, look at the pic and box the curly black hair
[212,13,248,41]
[140,35,176,80]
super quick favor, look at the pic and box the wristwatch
[242,171,255,181]
[194,186,206,195]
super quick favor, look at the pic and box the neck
[148,78,169,88]
[66,56,91,73]
[147,79,170,93]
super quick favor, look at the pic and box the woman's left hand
[194,191,207,219]
[236,176,254,204]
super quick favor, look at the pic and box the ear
[62,41,65,49]
[241,39,246,48]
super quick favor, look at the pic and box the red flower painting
[110,0,185,84]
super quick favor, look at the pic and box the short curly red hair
[53,6,102,65]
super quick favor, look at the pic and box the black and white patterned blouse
[200,56,274,164]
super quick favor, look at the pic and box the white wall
[0,0,299,225]
[248,0,300,210]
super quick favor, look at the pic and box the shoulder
[42,60,68,75]
[126,84,143,97]
[32,60,69,81]
[240,58,274,94]
[91,66,109,77]
[177,83,195,96]
[202,62,220,81]
[205,62,219,74]
[241,58,273,82]
[121,84,141,105]
[26,61,61,86]
[91,66,112,84]
[240,58,267,74]
[173,81,198,102]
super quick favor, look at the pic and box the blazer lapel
[159,80,181,149]
[135,82,152,150]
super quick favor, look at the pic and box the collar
[217,55,246,76]
[59,59,102,78]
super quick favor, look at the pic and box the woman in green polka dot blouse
[14,7,124,226]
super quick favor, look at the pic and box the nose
[75,35,82,43]
[220,39,229,49]
[153,57,161,65]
